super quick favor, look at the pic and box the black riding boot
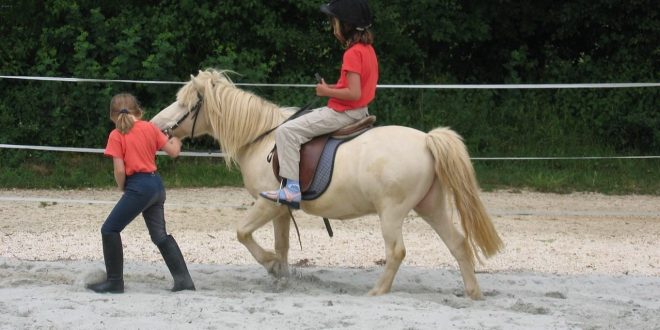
[157,235,196,292]
[87,233,124,293]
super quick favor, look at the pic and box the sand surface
[1,188,659,329]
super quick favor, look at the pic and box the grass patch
[0,151,243,189]
[475,159,660,195]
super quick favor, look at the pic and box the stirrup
[260,182,301,209]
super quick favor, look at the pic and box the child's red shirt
[328,43,379,112]
[104,121,168,176]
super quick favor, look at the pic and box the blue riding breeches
[101,172,169,245]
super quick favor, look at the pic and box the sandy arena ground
[1,188,659,329]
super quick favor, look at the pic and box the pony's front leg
[236,198,290,277]
[271,211,291,277]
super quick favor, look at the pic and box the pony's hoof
[265,260,290,278]
[367,288,387,296]
[466,288,483,300]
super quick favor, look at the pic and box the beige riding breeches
[275,106,369,180]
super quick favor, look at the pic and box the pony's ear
[192,75,206,96]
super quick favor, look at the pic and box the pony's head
[151,68,286,166]
[151,69,233,140]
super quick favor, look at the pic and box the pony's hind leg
[415,180,483,299]
[237,198,290,278]
[368,208,408,296]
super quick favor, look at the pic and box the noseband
[163,93,203,139]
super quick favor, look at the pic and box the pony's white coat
[151,69,503,299]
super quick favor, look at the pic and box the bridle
[162,93,204,139]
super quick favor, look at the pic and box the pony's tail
[425,127,504,265]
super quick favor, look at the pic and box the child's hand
[316,72,361,101]
[162,136,182,158]
[316,79,330,97]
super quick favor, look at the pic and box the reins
[247,96,320,146]
[248,73,323,146]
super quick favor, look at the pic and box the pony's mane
[177,69,287,165]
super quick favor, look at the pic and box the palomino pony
[151,69,503,299]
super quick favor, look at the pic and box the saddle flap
[271,134,330,192]
[269,114,377,196]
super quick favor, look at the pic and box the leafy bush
[1,0,657,176]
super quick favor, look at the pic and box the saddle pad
[302,137,345,200]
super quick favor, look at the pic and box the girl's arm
[112,157,126,191]
[316,72,361,101]
[161,136,182,158]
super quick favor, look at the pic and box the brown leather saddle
[269,115,376,196]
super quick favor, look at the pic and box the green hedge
[1,0,658,157]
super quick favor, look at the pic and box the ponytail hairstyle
[109,93,143,134]
[331,16,374,48]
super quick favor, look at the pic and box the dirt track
[1,188,659,276]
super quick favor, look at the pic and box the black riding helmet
[320,0,372,31]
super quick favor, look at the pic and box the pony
[151,69,503,299]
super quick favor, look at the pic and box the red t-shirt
[328,43,379,112]
[104,120,168,176]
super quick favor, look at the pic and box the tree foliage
[1,0,658,156]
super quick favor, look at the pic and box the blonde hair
[109,93,143,134]
[177,69,285,167]
[331,17,374,48]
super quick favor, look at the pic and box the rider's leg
[260,107,368,207]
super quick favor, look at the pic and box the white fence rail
[2,75,659,89]
[1,75,658,160]
[2,144,658,160]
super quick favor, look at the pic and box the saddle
[270,115,376,200]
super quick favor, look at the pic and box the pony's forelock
[176,69,237,111]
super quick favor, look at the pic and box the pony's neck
[206,84,287,164]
